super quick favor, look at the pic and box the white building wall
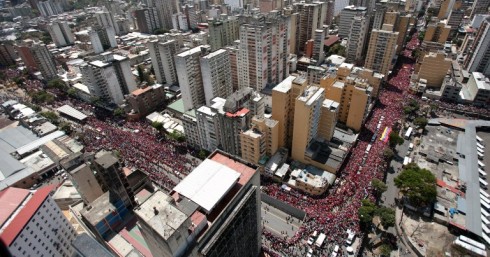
[201,49,232,106]
[89,30,104,54]
[9,197,76,257]
[103,66,125,105]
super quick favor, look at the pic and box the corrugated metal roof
[56,105,88,121]
[0,126,39,150]
[16,130,65,156]
[0,150,25,180]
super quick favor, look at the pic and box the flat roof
[167,99,185,114]
[72,233,116,257]
[16,130,65,156]
[134,190,188,240]
[273,76,295,93]
[174,159,240,213]
[56,104,88,121]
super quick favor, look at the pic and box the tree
[168,130,185,142]
[418,31,425,41]
[375,207,395,228]
[198,149,209,160]
[394,164,437,208]
[59,121,72,134]
[389,132,404,147]
[137,65,145,82]
[151,121,163,131]
[372,178,388,197]
[113,108,126,118]
[379,244,392,257]
[67,88,77,98]
[30,91,55,104]
[40,111,59,124]
[47,78,67,91]
[359,199,376,226]
[326,43,346,57]
[382,148,394,160]
[414,117,428,129]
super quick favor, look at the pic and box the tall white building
[88,30,104,54]
[345,15,369,64]
[31,43,57,80]
[81,54,136,105]
[89,25,117,52]
[312,29,325,65]
[95,10,121,36]
[338,5,367,38]
[0,187,77,257]
[147,34,182,85]
[464,17,490,77]
[175,45,211,111]
[37,0,62,17]
[238,12,291,92]
[151,0,174,30]
[201,49,233,106]
[48,21,75,47]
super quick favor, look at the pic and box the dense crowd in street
[262,33,421,257]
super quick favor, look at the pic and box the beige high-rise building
[365,24,399,76]
[320,64,375,131]
[291,86,340,172]
[417,52,452,88]
[424,20,451,44]
[147,34,182,85]
[272,76,308,149]
[240,115,279,164]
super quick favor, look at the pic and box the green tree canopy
[47,78,68,91]
[375,207,395,228]
[382,148,395,160]
[372,178,388,197]
[359,199,376,226]
[113,108,126,118]
[394,164,437,207]
[40,111,59,124]
[379,244,392,257]
[30,91,55,104]
[151,121,163,131]
[414,117,428,129]
[389,132,404,147]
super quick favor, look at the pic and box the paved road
[261,202,302,238]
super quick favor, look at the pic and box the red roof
[0,186,55,246]
[225,108,249,118]
[324,36,340,47]
[0,188,30,227]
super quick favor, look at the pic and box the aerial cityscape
[0,0,489,256]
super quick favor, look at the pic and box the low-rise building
[126,84,166,120]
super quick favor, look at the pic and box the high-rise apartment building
[48,21,75,47]
[147,34,182,85]
[238,12,290,92]
[208,15,239,51]
[151,0,175,30]
[80,54,136,105]
[175,45,211,111]
[372,4,386,30]
[134,7,160,34]
[0,187,77,257]
[346,15,369,64]
[470,0,490,18]
[320,64,375,131]
[89,25,117,51]
[424,20,451,44]
[201,49,233,106]
[417,52,452,88]
[365,24,398,76]
[312,29,326,65]
[37,0,62,16]
[95,10,121,36]
[272,76,308,149]
[225,45,239,91]
[88,30,104,54]
[135,150,261,257]
[93,152,136,209]
[182,4,198,30]
[240,115,279,164]
[338,5,367,38]
[447,9,464,38]
[293,1,327,54]
[438,0,456,19]
[291,86,340,171]
[60,152,104,205]
[31,42,58,80]
[0,43,16,67]
[464,17,490,77]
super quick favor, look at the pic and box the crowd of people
[261,33,421,257]
[81,117,198,192]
